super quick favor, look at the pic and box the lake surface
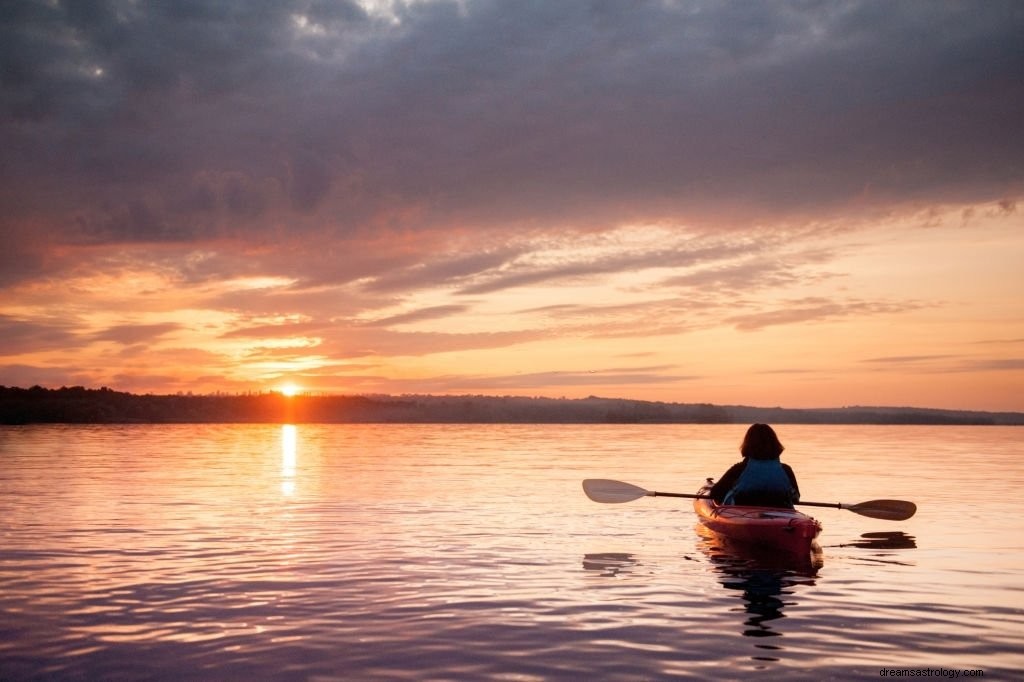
[1,424,1022,680]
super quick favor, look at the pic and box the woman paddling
[709,423,800,508]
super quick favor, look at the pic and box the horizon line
[3,383,1022,418]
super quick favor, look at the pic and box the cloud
[973,337,1024,346]
[862,355,958,364]
[457,237,759,295]
[3,0,1022,267]
[221,320,328,340]
[2,1,1021,408]
[92,322,182,345]
[315,327,545,358]
[221,315,543,358]
[726,297,917,331]
[367,304,471,328]
[362,247,526,293]
[405,366,700,392]
[0,315,80,354]
[972,358,1024,371]
[859,353,1024,375]
[661,251,836,293]
[0,363,94,388]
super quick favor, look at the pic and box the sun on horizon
[278,382,301,397]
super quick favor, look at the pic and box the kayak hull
[693,482,822,556]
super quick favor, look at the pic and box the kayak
[693,480,822,556]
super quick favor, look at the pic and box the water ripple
[2,424,1024,679]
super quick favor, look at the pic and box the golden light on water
[281,424,297,496]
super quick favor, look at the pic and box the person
[709,424,799,508]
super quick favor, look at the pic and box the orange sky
[2,1,1023,411]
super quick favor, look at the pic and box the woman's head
[740,423,784,460]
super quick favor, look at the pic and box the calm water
[1,424,1022,680]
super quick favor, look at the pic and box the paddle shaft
[647,491,707,500]
[647,490,843,509]
[794,500,847,510]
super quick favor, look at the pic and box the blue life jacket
[723,458,795,507]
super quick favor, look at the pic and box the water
[1,424,1022,680]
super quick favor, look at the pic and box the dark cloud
[0,363,94,387]
[2,0,1021,265]
[369,304,471,328]
[0,239,49,287]
[0,314,80,354]
[0,0,1015,305]
[92,322,182,345]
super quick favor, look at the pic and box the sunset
[2,1,1021,411]
[2,3,1023,680]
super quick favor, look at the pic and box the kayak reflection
[698,525,820,647]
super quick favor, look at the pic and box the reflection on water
[281,424,297,496]
[2,424,1023,680]
[697,525,820,660]
[830,530,918,567]
[725,570,788,641]
[842,531,918,550]
[582,552,639,577]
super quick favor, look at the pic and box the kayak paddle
[582,478,916,521]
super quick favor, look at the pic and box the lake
[1,424,1022,680]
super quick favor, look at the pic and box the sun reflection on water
[281,424,297,496]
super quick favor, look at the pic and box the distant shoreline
[2,385,1022,426]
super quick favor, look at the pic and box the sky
[1,0,1023,412]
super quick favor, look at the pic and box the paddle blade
[582,479,651,504]
[844,499,917,521]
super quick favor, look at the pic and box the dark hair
[740,423,784,460]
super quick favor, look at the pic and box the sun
[278,382,301,397]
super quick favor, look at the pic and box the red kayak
[693,481,822,556]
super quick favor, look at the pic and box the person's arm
[783,463,800,502]
[709,462,745,502]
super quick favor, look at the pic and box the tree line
[2,385,1022,425]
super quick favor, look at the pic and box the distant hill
[2,385,1022,425]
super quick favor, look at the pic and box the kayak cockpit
[694,481,821,556]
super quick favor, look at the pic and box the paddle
[582,478,916,521]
